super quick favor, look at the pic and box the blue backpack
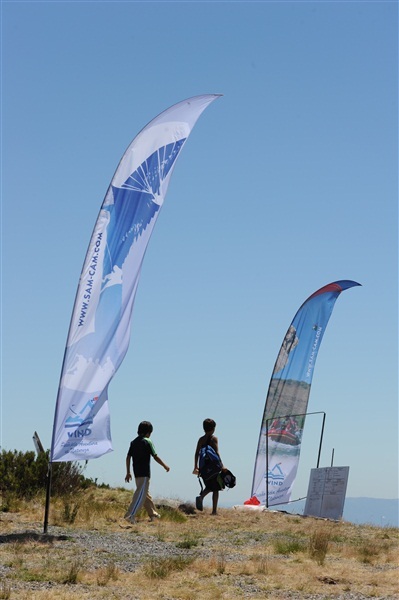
[198,443,223,485]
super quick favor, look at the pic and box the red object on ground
[244,496,261,506]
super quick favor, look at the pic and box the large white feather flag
[51,95,221,462]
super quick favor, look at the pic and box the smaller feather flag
[251,280,361,507]
[50,95,221,462]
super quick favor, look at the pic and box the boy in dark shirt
[124,421,170,523]
[193,418,224,515]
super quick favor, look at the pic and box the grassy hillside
[0,487,398,599]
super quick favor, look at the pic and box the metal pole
[316,412,326,468]
[43,461,52,534]
[266,420,269,508]
[331,448,335,467]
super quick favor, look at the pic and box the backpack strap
[198,475,204,492]
[197,435,212,492]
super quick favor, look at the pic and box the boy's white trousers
[125,476,157,519]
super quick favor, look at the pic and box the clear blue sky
[1,1,397,508]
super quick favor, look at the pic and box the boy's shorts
[204,474,224,492]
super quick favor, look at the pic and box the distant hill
[270,497,398,528]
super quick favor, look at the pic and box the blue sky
[1,1,397,508]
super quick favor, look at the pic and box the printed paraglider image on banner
[251,281,360,507]
[50,95,221,462]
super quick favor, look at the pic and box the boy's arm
[125,454,132,483]
[146,438,169,471]
[193,438,201,474]
[154,455,170,472]
[212,436,225,469]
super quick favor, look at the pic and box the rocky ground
[0,499,398,599]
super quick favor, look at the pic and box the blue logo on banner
[267,463,285,481]
[65,397,98,428]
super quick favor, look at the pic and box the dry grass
[0,487,398,599]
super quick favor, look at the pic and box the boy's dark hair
[203,418,216,433]
[137,421,153,436]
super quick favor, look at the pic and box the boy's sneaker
[196,496,203,511]
[124,515,137,524]
[149,512,160,522]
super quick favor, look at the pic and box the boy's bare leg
[196,488,209,511]
[211,491,219,515]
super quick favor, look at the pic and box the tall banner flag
[250,280,360,507]
[50,95,221,462]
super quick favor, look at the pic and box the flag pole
[45,348,67,535]
[266,418,269,508]
[43,461,52,533]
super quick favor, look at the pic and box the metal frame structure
[265,411,326,508]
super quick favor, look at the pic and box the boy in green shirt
[124,421,170,523]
